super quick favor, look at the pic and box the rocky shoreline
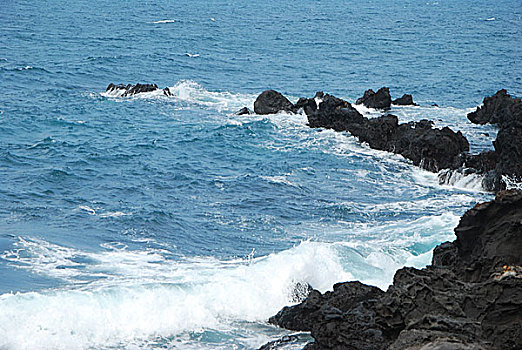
[105,83,522,348]
[246,88,521,349]
[263,190,522,350]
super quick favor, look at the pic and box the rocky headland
[263,190,522,350]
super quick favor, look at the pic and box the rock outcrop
[106,83,172,96]
[235,107,252,115]
[392,94,417,106]
[248,88,522,190]
[264,190,522,350]
[356,87,392,109]
[467,89,522,126]
[305,93,468,172]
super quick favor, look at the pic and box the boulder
[456,90,522,191]
[490,124,522,188]
[263,190,522,350]
[254,90,295,115]
[356,87,392,109]
[258,335,300,350]
[392,94,417,106]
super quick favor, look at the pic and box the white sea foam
[260,174,296,187]
[0,239,349,349]
[151,19,176,24]
[437,169,486,192]
[502,175,522,190]
[77,205,130,218]
[101,80,257,113]
[332,212,460,289]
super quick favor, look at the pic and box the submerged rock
[356,87,392,109]
[263,190,522,350]
[258,335,301,350]
[254,90,295,115]
[392,93,417,106]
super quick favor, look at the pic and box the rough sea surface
[1,0,521,349]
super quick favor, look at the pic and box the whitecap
[151,19,176,24]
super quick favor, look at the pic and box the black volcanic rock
[391,122,469,172]
[467,89,522,126]
[269,282,384,332]
[490,123,522,188]
[356,87,392,109]
[392,94,417,106]
[258,335,300,350]
[264,190,522,350]
[434,190,522,282]
[254,90,295,115]
[295,92,323,116]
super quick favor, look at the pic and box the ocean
[0,0,521,349]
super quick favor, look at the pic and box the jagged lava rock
[303,92,468,172]
[254,90,295,115]
[433,190,522,282]
[458,90,522,191]
[307,93,366,131]
[467,89,522,126]
[356,87,392,109]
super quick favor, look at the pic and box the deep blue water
[0,1,520,349]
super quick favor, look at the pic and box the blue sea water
[0,0,521,349]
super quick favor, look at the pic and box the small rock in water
[235,107,252,115]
